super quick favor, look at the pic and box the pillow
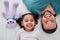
[23,0,60,16]
[23,0,49,16]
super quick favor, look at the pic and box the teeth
[27,24,32,27]
[47,17,49,18]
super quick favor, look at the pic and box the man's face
[41,11,56,30]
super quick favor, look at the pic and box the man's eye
[44,21,48,24]
[51,20,55,23]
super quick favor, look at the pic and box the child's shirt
[16,28,40,40]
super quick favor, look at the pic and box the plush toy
[2,1,21,29]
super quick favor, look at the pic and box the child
[16,13,40,40]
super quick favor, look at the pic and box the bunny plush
[2,1,21,29]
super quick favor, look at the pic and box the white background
[0,0,60,40]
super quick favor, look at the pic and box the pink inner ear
[4,1,9,7]
[4,1,9,13]
[11,3,19,18]
[3,1,10,19]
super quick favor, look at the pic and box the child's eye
[25,20,28,22]
[30,20,34,22]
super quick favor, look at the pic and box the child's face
[21,14,36,32]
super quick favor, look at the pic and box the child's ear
[21,21,24,26]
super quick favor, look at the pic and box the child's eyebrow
[23,19,28,20]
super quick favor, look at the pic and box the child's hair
[16,13,39,28]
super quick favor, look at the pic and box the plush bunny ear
[11,3,19,19]
[2,1,9,19]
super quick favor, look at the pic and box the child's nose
[28,21,32,23]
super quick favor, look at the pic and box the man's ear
[55,17,56,22]
[42,10,45,14]
[55,17,56,20]
[40,18,42,24]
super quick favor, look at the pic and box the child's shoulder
[17,28,24,34]
[34,29,40,32]
[33,29,41,34]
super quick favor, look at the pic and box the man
[41,10,57,33]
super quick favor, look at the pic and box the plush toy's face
[6,19,17,28]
